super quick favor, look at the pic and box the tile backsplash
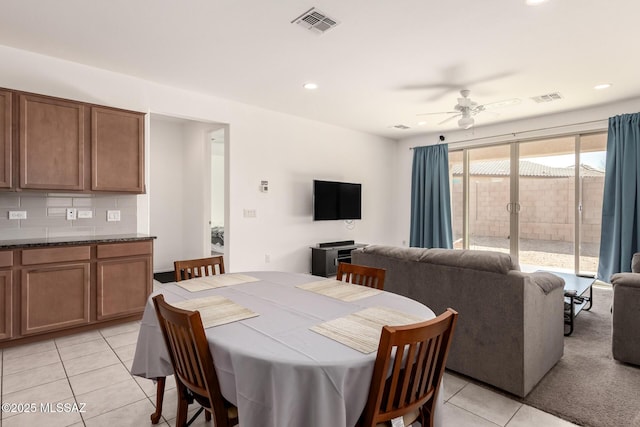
[0,193,137,239]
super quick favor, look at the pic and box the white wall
[227,113,397,272]
[0,45,397,274]
[211,138,225,227]
[148,117,186,272]
[393,98,640,246]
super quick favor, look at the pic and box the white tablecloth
[131,271,441,427]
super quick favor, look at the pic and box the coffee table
[546,271,594,336]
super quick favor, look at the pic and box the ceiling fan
[418,89,520,129]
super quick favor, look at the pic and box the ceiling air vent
[291,7,340,34]
[531,92,563,103]
[393,124,411,130]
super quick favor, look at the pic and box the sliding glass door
[467,145,512,255]
[518,137,576,271]
[577,133,606,275]
[452,132,606,274]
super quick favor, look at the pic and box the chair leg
[176,384,190,427]
[150,376,166,424]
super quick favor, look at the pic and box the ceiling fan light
[458,117,474,129]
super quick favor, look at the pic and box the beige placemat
[176,273,260,292]
[297,279,382,301]
[173,295,259,328]
[310,307,426,353]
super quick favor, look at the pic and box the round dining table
[131,271,442,427]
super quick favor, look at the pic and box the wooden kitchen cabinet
[96,240,152,320]
[0,90,11,189]
[0,87,146,194]
[20,246,91,335]
[19,93,86,191]
[21,263,91,335]
[0,237,154,347]
[91,107,145,193]
[0,251,13,340]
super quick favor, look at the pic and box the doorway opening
[210,129,225,256]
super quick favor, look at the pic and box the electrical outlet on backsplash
[0,193,138,240]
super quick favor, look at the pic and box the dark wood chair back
[174,256,225,282]
[337,262,386,290]
[358,308,458,427]
[152,294,237,427]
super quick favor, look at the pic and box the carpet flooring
[523,286,640,427]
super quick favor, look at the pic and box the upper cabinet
[91,107,144,192]
[19,94,86,191]
[0,90,11,189]
[1,88,145,194]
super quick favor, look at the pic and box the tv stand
[311,240,367,277]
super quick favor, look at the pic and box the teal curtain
[410,145,453,248]
[597,113,640,281]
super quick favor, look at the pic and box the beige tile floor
[0,322,579,427]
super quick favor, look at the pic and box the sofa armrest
[510,271,564,294]
[632,253,640,273]
[611,272,640,288]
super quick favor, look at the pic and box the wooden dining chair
[174,256,225,282]
[152,294,238,427]
[337,262,386,290]
[357,308,458,427]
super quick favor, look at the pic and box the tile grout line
[445,400,504,427]
[55,336,87,427]
[503,404,525,427]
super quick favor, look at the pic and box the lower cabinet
[1,250,14,340]
[21,263,90,335]
[97,241,152,320]
[0,239,153,346]
[0,270,12,340]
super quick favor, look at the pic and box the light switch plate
[78,210,93,219]
[107,210,121,222]
[66,208,77,220]
[8,211,27,220]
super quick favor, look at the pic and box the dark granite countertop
[0,233,156,249]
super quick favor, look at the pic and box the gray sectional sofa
[610,253,640,366]
[352,245,565,397]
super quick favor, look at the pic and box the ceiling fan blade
[416,111,458,116]
[463,71,516,87]
[401,83,460,91]
[438,114,461,125]
[481,98,522,109]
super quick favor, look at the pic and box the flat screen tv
[313,180,362,220]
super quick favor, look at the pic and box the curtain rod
[409,118,608,150]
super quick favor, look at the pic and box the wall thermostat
[260,180,269,193]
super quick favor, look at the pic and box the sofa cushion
[360,245,519,275]
[358,245,426,263]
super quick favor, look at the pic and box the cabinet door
[0,270,12,340]
[0,90,11,189]
[91,107,145,193]
[21,263,90,335]
[19,94,85,190]
[96,255,152,320]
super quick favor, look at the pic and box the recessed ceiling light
[526,0,548,5]
[594,83,612,90]
[303,82,318,90]
[417,121,427,126]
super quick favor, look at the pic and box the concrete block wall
[451,175,604,244]
[0,193,137,239]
